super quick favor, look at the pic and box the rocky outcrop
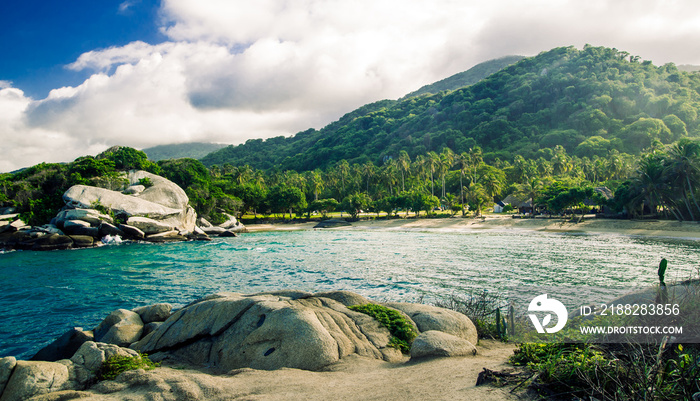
[1,291,481,401]
[410,330,477,358]
[61,170,198,238]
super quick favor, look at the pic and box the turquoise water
[1,229,699,359]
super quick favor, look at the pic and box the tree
[341,192,371,219]
[267,185,307,219]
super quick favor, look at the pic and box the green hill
[201,45,700,171]
[143,142,227,161]
[401,55,525,99]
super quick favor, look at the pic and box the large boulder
[410,330,477,359]
[31,328,94,362]
[126,217,173,235]
[0,361,71,401]
[63,186,181,220]
[133,292,402,371]
[0,357,16,395]
[93,309,144,347]
[383,302,478,346]
[133,303,172,324]
[54,209,113,227]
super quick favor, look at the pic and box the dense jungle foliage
[3,45,700,225]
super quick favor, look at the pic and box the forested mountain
[401,55,525,99]
[143,142,227,161]
[200,45,700,171]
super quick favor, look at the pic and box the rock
[123,184,145,195]
[0,361,70,401]
[63,186,181,220]
[313,219,351,228]
[62,220,91,232]
[9,219,28,231]
[98,222,125,238]
[93,309,144,347]
[201,226,226,235]
[35,225,64,236]
[54,209,112,227]
[218,230,237,238]
[0,357,16,396]
[126,170,189,211]
[314,291,371,307]
[30,328,94,362]
[187,226,211,241]
[28,234,74,251]
[197,217,213,228]
[0,221,10,235]
[142,322,163,337]
[410,331,477,359]
[217,213,246,232]
[133,292,401,371]
[70,341,139,374]
[126,217,173,235]
[0,214,19,222]
[145,230,188,242]
[383,303,478,346]
[118,224,145,240]
[68,236,94,248]
[132,303,172,324]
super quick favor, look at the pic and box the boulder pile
[0,290,479,400]
[0,170,248,251]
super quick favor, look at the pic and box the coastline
[245,215,700,240]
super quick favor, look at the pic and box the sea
[1,228,699,359]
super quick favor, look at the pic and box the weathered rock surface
[217,213,246,233]
[31,328,94,362]
[126,217,173,235]
[68,235,95,248]
[98,223,125,238]
[410,330,477,359]
[0,291,484,401]
[132,304,172,324]
[0,361,71,401]
[0,357,16,395]
[117,224,145,240]
[313,219,352,228]
[26,234,74,251]
[55,209,113,227]
[132,292,403,371]
[93,310,144,347]
[383,302,479,346]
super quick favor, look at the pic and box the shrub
[98,353,159,381]
[348,303,417,353]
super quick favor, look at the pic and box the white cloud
[4,0,700,172]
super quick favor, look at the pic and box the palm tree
[456,152,470,213]
[664,139,700,220]
[398,151,411,192]
[427,151,440,197]
[336,160,350,198]
[363,161,376,194]
[440,148,455,200]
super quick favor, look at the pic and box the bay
[0,228,698,359]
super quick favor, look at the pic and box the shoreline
[245,215,700,240]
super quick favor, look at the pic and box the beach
[246,215,700,240]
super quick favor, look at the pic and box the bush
[348,303,417,353]
[97,353,159,381]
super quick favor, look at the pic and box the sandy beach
[246,215,700,240]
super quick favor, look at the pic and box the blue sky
[2,0,700,172]
[1,0,164,98]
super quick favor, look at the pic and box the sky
[2,0,700,172]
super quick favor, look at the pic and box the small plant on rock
[348,303,417,353]
[98,353,159,381]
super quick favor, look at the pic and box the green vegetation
[142,142,227,162]
[4,45,700,227]
[510,342,700,399]
[348,303,418,353]
[201,45,700,172]
[97,353,159,381]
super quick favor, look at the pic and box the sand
[246,214,700,240]
[78,340,523,401]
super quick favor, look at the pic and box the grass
[348,303,418,353]
[97,353,160,381]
